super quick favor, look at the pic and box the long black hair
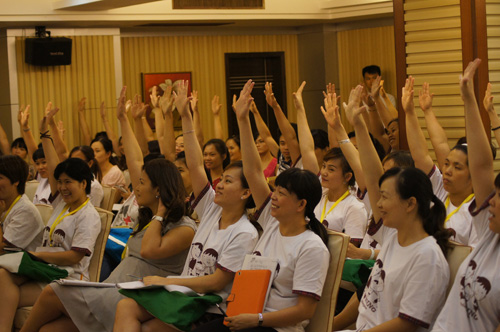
[132,159,187,235]
[70,145,103,182]
[275,168,328,245]
[379,167,451,256]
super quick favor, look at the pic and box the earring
[240,196,245,200]
[156,195,160,199]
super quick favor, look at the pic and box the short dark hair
[203,138,230,169]
[224,160,255,209]
[311,129,329,150]
[54,158,93,194]
[226,135,241,148]
[323,148,355,186]
[382,150,414,169]
[0,155,29,194]
[11,137,27,151]
[147,140,161,155]
[70,145,102,182]
[33,148,45,162]
[362,65,381,77]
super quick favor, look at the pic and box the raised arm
[402,76,435,174]
[190,91,205,148]
[294,81,319,174]
[321,89,366,193]
[349,86,384,222]
[77,97,91,146]
[419,82,450,170]
[150,86,164,146]
[211,95,224,140]
[100,101,121,157]
[46,107,69,161]
[236,80,271,208]
[368,78,390,152]
[462,59,494,205]
[0,116,10,155]
[176,81,209,197]
[484,82,500,149]
[39,103,61,196]
[379,86,399,126]
[249,100,279,158]
[265,82,300,163]
[159,85,176,162]
[116,87,144,191]
[18,105,37,163]
[324,84,340,148]
[130,94,150,156]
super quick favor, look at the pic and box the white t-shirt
[89,178,104,207]
[429,166,477,246]
[181,184,258,303]
[314,190,367,244]
[354,222,449,331]
[2,194,44,251]
[355,189,381,251]
[33,177,51,205]
[252,195,329,332]
[112,192,139,227]
[432,195,500,332]
[39,199,101,280]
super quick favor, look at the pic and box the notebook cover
[225,269,272,318]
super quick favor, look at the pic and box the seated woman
[255,135,277,178]
[32,148,51,205]
[20,87,196,332]
[333,85,450,332]
[193,79,330,332]
[68,145,104,207]
[226,135,241,162]
[431,59,500,332]
[203,138,229,188]
[112,80,258,332]
[0,110,101,331]
[0,155,44,252]
[91,136,126,188]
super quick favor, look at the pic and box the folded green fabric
[342,259,375,289]
[119,288,222,332]
[0,252,68,283]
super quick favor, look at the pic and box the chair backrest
[305,230,350,332]
[25,180,39,202]
[446,241,472,295]
[100,185,118,211]
[88,207,114,282]
[34,204,54,226]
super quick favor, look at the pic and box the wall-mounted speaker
[25,37,72,66]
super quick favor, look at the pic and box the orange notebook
[225,269,272,318]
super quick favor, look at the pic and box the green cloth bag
[119,288,223,332]
[0,252,68,283]
[341,259,375,289]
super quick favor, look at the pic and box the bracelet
[183,129,195,135]
[39,130,52,141]
[338,139,350,145]
[258,313,264,327]
[23,128,30,132]
[492,125,500,131]
[368,248,375,260]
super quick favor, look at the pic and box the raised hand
[78,97,86,113]
[370,76,382,99]
[233,79,255,121]
[211,95,222,116]
[159,85,174,116]
[173,80,192,118]
[19,105,31,129]
[249,101,259,115]
[418,82,434,112]
[116,86,128,120]
[130,94,147,119]
[189,90,198,112]
[150,86,160,108]
[344,85,367,125]
[292,81,306,111]
[57,120,65,138]
[484,82,495,114]
[100,101,107,120]
[264,82,279,109]
[320,90,341,130]
[45,102,60,125]
[460,58,481,100]
[401,76,415,113]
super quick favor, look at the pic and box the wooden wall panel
[337,26,397,132]
[403,0,465,159]
[121,34,299,139]
[16,35,117,150]
[487,0,500,170]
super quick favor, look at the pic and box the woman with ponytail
[193,80,329,332]
[333,85,450,332]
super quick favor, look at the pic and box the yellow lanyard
[320,190,350,222]
[121,221,152,259]
[444,193,475,225]
[49,198,89,246]
[0,195,21,224]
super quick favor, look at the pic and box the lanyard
[0,195,21,224]
[49,198,89,245]
[320,190,350,222]
[121,220,152,259]
[444,193,475,225]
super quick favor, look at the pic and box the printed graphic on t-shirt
[460,259,491,320]
[186,242,219,276]
[42,226,66,247]
[360,259,385,313]
[252,250,281,277]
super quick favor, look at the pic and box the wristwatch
[258,313,264,326]
[151,215,163,223]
